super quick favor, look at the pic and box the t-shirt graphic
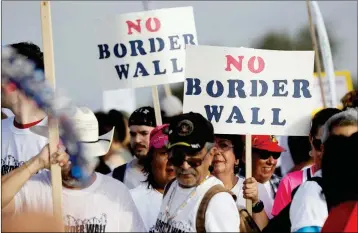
[1,154,25,175]
[64,213,107,233]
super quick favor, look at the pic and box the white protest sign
[311,71,353,112]
[183,45,316,136]
[93,7,197,89]
[102,88,136,114]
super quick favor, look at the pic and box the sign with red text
[183,45,316,136]
[93,7,197,89]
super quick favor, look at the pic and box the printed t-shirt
[2,117,48,175]
[150,176,240,232]
[14,171,146,232]
[130,183,163,231]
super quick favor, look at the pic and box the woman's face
[151,147,175,188]
[213,138,238,175]
[310,126,324,167]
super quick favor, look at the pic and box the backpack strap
[112,163,127,182]
[309,176,323,188]
[163,178,176,198]
[306,167,312,180]
[196,184,237,233]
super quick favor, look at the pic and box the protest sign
[183,45,316,136]
[311,71,353,113]
[103,88,136,114]
[93,6,197,89]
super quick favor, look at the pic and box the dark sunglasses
[254,150,281,160]
[169,155,204,168]
[312,138,322,151]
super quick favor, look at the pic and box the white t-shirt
[1,117,48,175]
[150,176,240,232]
[14,171,146,232]
[230,176,246,209]
[257,181,275,219]
[290,170,328,232]
[123,159,147,189]
[130,183,163,231]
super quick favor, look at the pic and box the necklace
[164,175,211,223]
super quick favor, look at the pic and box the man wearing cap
[2,107,146,232]
[112,106,156,189]
[240,135,285,219]
[151,112,240,232]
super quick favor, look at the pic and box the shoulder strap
[163,178,176,198]
[196,185,237,233]
[112,163,127,182]
[306,167,312,180]
[309,176,323,188]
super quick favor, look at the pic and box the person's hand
[243,177,259,204]
[36,144,70,170]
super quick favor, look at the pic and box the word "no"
[126,17,161,35]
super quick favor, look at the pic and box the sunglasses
[215,139,234,152]
[168,149,209,168]
[253,149,281,160]
[312,138,322,151]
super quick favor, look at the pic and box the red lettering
[225,55,265,74]
[126,19,141,35]
[145,17,161,32]
[126,17,161,35]
[248,56,265,74]
[225,55,244,72]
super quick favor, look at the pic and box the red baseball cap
[149,124,169,149]
[251,135,285,153]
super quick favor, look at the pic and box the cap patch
[177,120,194,137]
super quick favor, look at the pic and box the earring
[309,151,313,157]
[234,164,239,174]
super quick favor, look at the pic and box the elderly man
[1,107,146,232]
[150,112,240,232]
[290,108,358,232]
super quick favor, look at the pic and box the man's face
[252,150,280,183]
[1,83,19,109]
[171,146,214,188]
[129,125,154,159]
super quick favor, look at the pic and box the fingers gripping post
[40,1,64,225]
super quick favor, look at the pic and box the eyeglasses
[312,138,322,151]
[215,139,234,152]
[254,150,281,160]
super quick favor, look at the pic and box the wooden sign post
[40,1,64,228]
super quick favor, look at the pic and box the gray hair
[321,107,358,143]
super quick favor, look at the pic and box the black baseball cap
[129,106,156,127]
[167,112,214,152]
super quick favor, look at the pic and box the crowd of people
[1,42,358,232]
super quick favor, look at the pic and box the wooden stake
[306,0,327,108]
[152,86,163,125]
[245,134,252,215]
[40,1,64,227]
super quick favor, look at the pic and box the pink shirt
[271,166,315,217]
